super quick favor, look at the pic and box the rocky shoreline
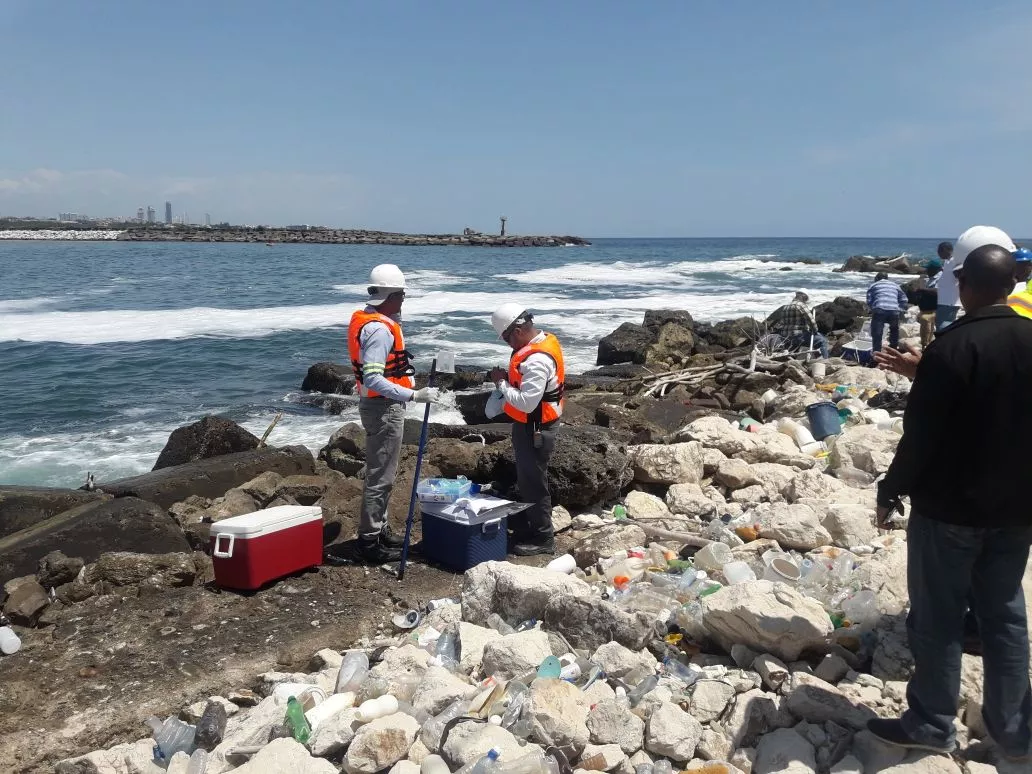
[117,227,591,247]
[0,302,1017,774]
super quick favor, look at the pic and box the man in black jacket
[868,244,1032,763]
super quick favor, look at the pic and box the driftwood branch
[631,520,713,548]
[257,412,283,449]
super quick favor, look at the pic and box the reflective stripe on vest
[347,309,415,398]
[503,332,566,424]
[1009,291,1032,320]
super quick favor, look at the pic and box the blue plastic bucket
[806,401,842,440]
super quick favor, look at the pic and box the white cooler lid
[212,505,322,537]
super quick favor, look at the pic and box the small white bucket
[763,556,802,583]
[811,362,826,379]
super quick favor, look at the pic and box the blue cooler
[420,497,530,572]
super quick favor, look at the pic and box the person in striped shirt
[867,272,909,353]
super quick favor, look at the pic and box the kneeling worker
[348,264,438,563]
[489,304,565,557]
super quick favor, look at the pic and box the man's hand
[873,343,922,379]
[875,506,894,529]
[489,367,507,386]
[411,387,440,404]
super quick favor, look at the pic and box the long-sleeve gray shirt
[356,307,414,402]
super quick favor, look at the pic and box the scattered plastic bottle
[653,760,673,774]
[486,613,516,636]
[514,619,538,633]
[500,683,528,730]
[435,631,459,668]
[627,674,659,707]
[335,651,370,694]
[185,748,209,774]
[457,749,500,774]
[613,504,628,520]
[614,685,630,709]
[146,716,196,763]
[494,751,559,774]
[355,694,399,723]
[285,697,312,744]
[195,700,228,752]
[634,764,654,774]
[422,698,469,748]
[663,656,703,687]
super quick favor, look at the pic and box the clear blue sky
[1,0,1029,237]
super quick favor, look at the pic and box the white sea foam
[0,296,58,312]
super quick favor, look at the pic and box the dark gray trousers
[510,421,557,543]
[358,397,406,540]
[902,511,1032,757]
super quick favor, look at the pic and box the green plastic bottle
[285,696,312,744]
[613,504,628,520]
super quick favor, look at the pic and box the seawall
[118,227,590,247]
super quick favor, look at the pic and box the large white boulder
[689,680,737,723]
[666,483,720,518]
[411,666,476,716]
[237,738,337,774]
[457,622,502,675]
[644,702,703,762]
[753,728,817,774]
[344,712,420,774]
[702,581,833,662]
[529,678,591,755]
[441,722,535,768]
[755,502,832,551]
[461,561,591,627]
[677,416,754,456]
[715,458,760,490]
[783,673,876,730]
[586,700,645,755]
[855,541,908,615]
[626,442,705,485]
[590,641,656,680]
[821,503,879,548]
[480,630,552,679]
[830,425,900,476]
[623,490,671,520]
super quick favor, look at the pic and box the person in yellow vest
[489,303,565,556]
[1007,247,1032,320]
[347,264,438,563]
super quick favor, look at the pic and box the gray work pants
[510,421,557,542]
[902,511,1032,757]
[358,397,406,540]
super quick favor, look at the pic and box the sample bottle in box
[209,505,323,590]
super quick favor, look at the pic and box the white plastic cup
[0,626,21,655]
[811,362,826,379]
[761,389,778,404]
[721,560,757,585]
[761,549,790,567]
[545,554,577,574]
[694,543,733,572]
[763,557,802,584]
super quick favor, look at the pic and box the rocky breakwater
[834,253,922,275]
[118,226,591,247]
[0,229,124,240]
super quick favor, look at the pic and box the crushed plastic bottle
[194,700,227,752]
[500,682,529,730]
[285,697,312,743]
[663,656,704,687]
[494,751,560,774]
[627,674,659,707]
[653,760,673,774]
[434,631,459,669]
[458,748,499,774]
[422,698,469,749]
[147,716,196,763]
[335,651,369,694]
[185,749,209,774]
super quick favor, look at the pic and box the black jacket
[878,306,1032,527]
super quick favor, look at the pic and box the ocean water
[0,237,939,487]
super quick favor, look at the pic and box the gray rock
[3,578,49,624]
[690,680,737,723]
[623,490,672,521]
[530,678,590,755]
[850,729,906,771]
[752,654,790,692]
[829,425,900,477]
[578,743,627,771]
[344,712,420,774]
[665,483,719,518]
[91,551,197,587]
[871,614,914,681]
[152,416,261,471]
[36,550,84,588]
[590,642,656,680]
[830,754,863,773]
[552,505,573,533]
[458,622,502,675]
[695,727,732,761]
[441,720,534,768]
[715,459,760,490]
[542,594,651,652]
[813,654,851,685]
[481,630,553,680]
[411,666,476,717]
[55,740,164,774]
[0,485,109,539]
[717,688,793,748]
[390,761,422,774]
[236,471,284,507]
[783,673,876,730]
[821,504,878,548]
[626,442,705,485]
[573,524,648,568]
[644,702,703,762]
[702,581,833,662]
[755,503,832,551]
[753,727,817,774]
[461,561,591,627]
[586,700,646,755]
[877,751,963,773]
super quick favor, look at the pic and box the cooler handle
[213,533,235,559]
[481,518,501,535]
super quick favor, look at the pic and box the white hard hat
[367,263,407,303]
[491,302,530,339]
[953,226,1016,273]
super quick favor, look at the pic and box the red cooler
[210,505,323,590]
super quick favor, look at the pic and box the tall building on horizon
[146,206,155,223]
[136,207,145,222]
[205,213,211,227]
[164,201,172,224]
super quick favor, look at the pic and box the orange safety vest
[503,332,566,424]
[1008,281,1032,320]
[348,309,415,398]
